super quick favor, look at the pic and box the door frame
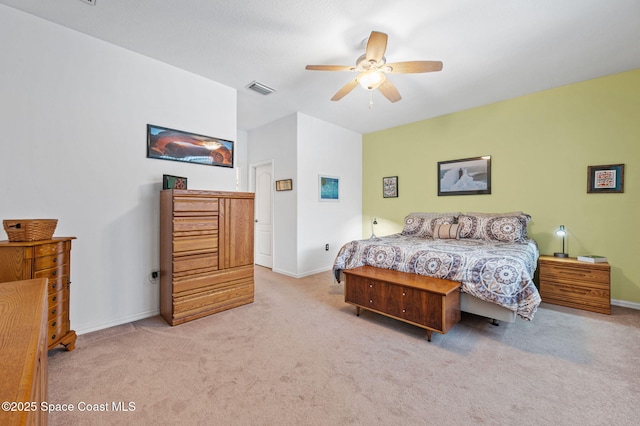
[250,160,274,268]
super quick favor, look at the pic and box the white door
[254,163,273,268]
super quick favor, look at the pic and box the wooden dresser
[538,255,611,314]
[0,238,77,350]
[160,189,255,326]
[343,266,461,341]
[0,278,49,426]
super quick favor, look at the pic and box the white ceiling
[2,0,639,134]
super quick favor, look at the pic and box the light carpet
[47,266,640,425]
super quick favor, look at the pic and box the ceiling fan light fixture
[357,70,385,90]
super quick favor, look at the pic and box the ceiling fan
[305,31,443,103]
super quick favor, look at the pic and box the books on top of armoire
[577,255,608,263]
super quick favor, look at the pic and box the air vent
[246,81,275,96]
[79,0,96,5]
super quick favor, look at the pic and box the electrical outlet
[325,244,329,251]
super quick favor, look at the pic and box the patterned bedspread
[333,234,541,320]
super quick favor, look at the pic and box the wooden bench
[343,266,461,341]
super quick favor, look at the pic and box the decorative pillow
[401,213,459,238]
[458,214,530,243]
[434,223,461,239]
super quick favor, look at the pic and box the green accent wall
[363,68,640,305]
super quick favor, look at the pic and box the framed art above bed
[438,156,491,196]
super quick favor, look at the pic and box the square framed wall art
[587,163,624,193]
[319,175,339,202]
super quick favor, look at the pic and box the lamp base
[554,252,568,258]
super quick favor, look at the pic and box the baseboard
[75,308,160,335]
[297,266,333,278]
[271,266,333,279]
[271,268,298,278]
[611,299,640,310]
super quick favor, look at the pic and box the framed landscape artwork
[587,163,624,193]
[147,124,234,168]
[438,156,491,196]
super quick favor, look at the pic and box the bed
[333,212,541,322]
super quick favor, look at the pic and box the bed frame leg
[490,319,500,326]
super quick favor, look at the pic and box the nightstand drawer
[540,281,610,309]
[540,264,609,284]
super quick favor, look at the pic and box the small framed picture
[383,176,398,198]
[319,175,339,202]
[275,179,293,191]
[587,164,624,193]
[163,174,188,190]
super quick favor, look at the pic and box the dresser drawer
[173,253,219,274]
[35,264,68,281]
[173,196,220,215]
[48,320,67,346]
[46,275,67,294]
[48,288,66,308]
[173,281,254,321]
[35,251,68,271]
[173,217,219,234]
[48,314,67,336]
[34,241,68,257]
[48,300,66,321]
[174,236,218,254]
[174,266,253,294]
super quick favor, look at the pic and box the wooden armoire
[159,189,255,326]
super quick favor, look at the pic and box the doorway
[251,161,273,268]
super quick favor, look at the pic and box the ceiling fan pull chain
[369,91,374,109]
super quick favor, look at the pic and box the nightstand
[538,255,610,314]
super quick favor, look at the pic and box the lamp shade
[554,225,568,257]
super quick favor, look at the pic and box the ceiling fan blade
[305,65,354,72]
[378,78,402,103]
[365,31,388,63]
[331,78,359,101]
[385,61,443,73]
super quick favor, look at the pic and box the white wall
[296,113,362,276]
[247,114,298,275]
[0,6,241,334]
[236,130,249,192]
[248,113,362,277]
